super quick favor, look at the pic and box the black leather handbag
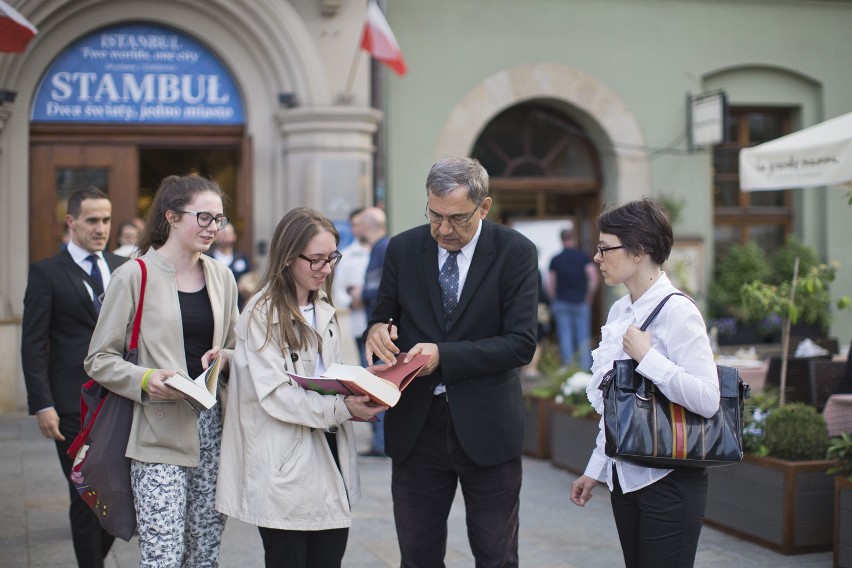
[599,293,750,468]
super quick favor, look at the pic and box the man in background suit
[22,187,127,567]
[365,158,538,567]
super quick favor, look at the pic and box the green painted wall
[381,0,852,342]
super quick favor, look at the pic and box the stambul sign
[32,23,244,125]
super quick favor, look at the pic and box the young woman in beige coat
[216,208,385,568]
[86,175,239,566]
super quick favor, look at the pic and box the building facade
[379,0,852,349]
[0,0,380,412]
[2,0,851,413]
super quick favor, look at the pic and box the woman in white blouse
[570,199,720,568]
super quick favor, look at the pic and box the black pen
[387,318,394,333]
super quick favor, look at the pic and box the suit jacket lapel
[419,232,445,328]
[58,249,99,320]
[452,221,495,329]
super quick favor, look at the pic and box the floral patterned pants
[130,407,225,567]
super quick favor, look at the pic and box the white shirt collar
[438,218,483,262]
[66,241,103,266]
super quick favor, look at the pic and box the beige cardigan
[84,248,238,467]
[216,290,361,530]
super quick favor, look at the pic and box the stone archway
[434,63,650,203]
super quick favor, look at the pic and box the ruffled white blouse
[583,273,719,493]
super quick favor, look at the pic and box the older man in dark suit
[365,158,538,567]
[22,187,127,567]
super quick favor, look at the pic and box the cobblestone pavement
[0,413,832,567]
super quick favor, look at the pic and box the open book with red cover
[286,353,431,408]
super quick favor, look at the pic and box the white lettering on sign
[33,24,243,124]
[99,34,182,51]
[49,72,230,105]
[45,101,82,117]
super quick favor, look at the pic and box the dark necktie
[439,250,460,330]
[86,254,105,313]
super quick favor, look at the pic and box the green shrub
[763,403,829,461]
[708,241,772,321]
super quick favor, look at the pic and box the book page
[322,364,401,407]
[368,353,431,390]
[200,352,223,394]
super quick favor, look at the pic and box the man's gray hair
[426,157,489,204]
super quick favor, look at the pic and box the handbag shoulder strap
[639,292,692,331]
[129,259,147,351]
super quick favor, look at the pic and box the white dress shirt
[433,220,483,395]
[437,218,482,300]
[583,272,719,493]
[331,240,371,336]
[66,241,112,301]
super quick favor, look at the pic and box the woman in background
[86,175,239,566]
[570,199,720,568]
[216,207,385,568]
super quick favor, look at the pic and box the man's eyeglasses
[597,245,624,256]
[298,251,343,271]
[177,210,229,230]
[424,201,483,228]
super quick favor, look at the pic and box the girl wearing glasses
[217,207,385,567]
[570,199,719,568]
[86,175,239,565]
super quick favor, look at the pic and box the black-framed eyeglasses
[298,251,343,271]
[424,200,483,228]
[177,210,229,230]
[597,245,624,256]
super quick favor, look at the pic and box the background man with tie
[365,158,539,567]
[22,186,127,567]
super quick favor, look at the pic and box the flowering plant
[742,389,779,456]
[554,372,596,417]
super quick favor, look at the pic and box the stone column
[276,105,383,221]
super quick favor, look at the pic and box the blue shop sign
[32,23,244,124]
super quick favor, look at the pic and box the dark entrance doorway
[29,125,251,263]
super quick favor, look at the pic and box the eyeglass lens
[180,210,229,229]
[300,252,342,270]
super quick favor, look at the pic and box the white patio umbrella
[739,111,852,191]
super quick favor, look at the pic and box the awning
[739,111,852,191]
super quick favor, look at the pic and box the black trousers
[391,394,522,568]
[258,526,349,568]
[55,412,115,568]
[610,466,708,568]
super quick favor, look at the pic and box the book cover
[163,352,223,411]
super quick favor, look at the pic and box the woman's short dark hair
[596,199,673,265]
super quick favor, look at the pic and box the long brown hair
[136,175,226,253]
[250,207,340,353]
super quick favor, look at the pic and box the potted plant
[522,345,570,459]
[549,371,598,474]
[827,433,852,567]
[707,241,774,345]
[741,238,850,405]
[704,400,835,554]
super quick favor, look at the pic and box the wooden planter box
[704,455,835,555]
[836,476,852,568]
[523,395,555,459]
[549,404,599,475]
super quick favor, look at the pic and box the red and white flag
[360,0,406,76]
[0,0,38,53]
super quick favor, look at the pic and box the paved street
[0,413,833,567]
